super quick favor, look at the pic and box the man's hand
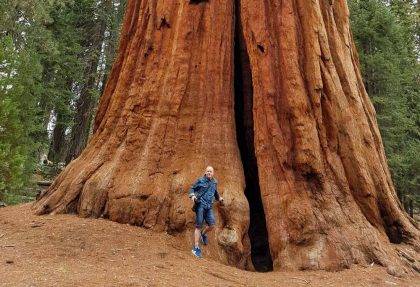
[191,195,197,202]
[219,197,224,206]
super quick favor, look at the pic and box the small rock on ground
[412,262,420,273]
[386,265,404,278]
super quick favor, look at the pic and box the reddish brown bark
[239,0,419,271]
[34,0,419,272]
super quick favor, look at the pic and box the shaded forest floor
[0,204,419,287]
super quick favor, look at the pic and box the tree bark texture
[48,110,67,162]
[34,0,419,271]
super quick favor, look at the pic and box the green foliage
[349,0,419,212]
[0,23,46,201]
[0,0,79,202]
[0,0,126,204]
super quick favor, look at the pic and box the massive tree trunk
[34,0,419,272]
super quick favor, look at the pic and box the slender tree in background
[35,0,419,272]
[103,0,128,80]
[45,3,85,163]
[65,0,127,163]
[64,0,107,164]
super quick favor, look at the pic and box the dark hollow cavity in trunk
[234,1,273,272]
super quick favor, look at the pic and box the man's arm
[189,178,203,200]
[214,188,220,201]
[214,182,223,203]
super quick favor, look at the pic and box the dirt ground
[0,204,419,287]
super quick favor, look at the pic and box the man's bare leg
[201,225,214,235]
[194,225,214,247]
[194,228,201,248]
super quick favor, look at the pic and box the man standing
[189,166,223,258]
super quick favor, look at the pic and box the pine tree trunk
[103,0,127,77]
[64,69,97,164]
[48,111,67,163]
[65,4,109,164]
[96,0,127,104]
[34,0,419,271]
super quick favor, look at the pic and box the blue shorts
[195,204,215,228]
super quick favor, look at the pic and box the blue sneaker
[192,246,202,258]
[200,232,209,245]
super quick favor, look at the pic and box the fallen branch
[37,180,52,187]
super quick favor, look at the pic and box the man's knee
[195,214,204,229]
[195,209,204,228]
[205,210,216,227]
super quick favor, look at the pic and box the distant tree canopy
[0,0,418,215]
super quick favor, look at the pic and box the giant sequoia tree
[34,0,419,272]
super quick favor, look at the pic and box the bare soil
[1,204,418,287]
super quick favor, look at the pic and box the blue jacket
[189,176,220,209]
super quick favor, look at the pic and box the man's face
[205,167,214,179]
